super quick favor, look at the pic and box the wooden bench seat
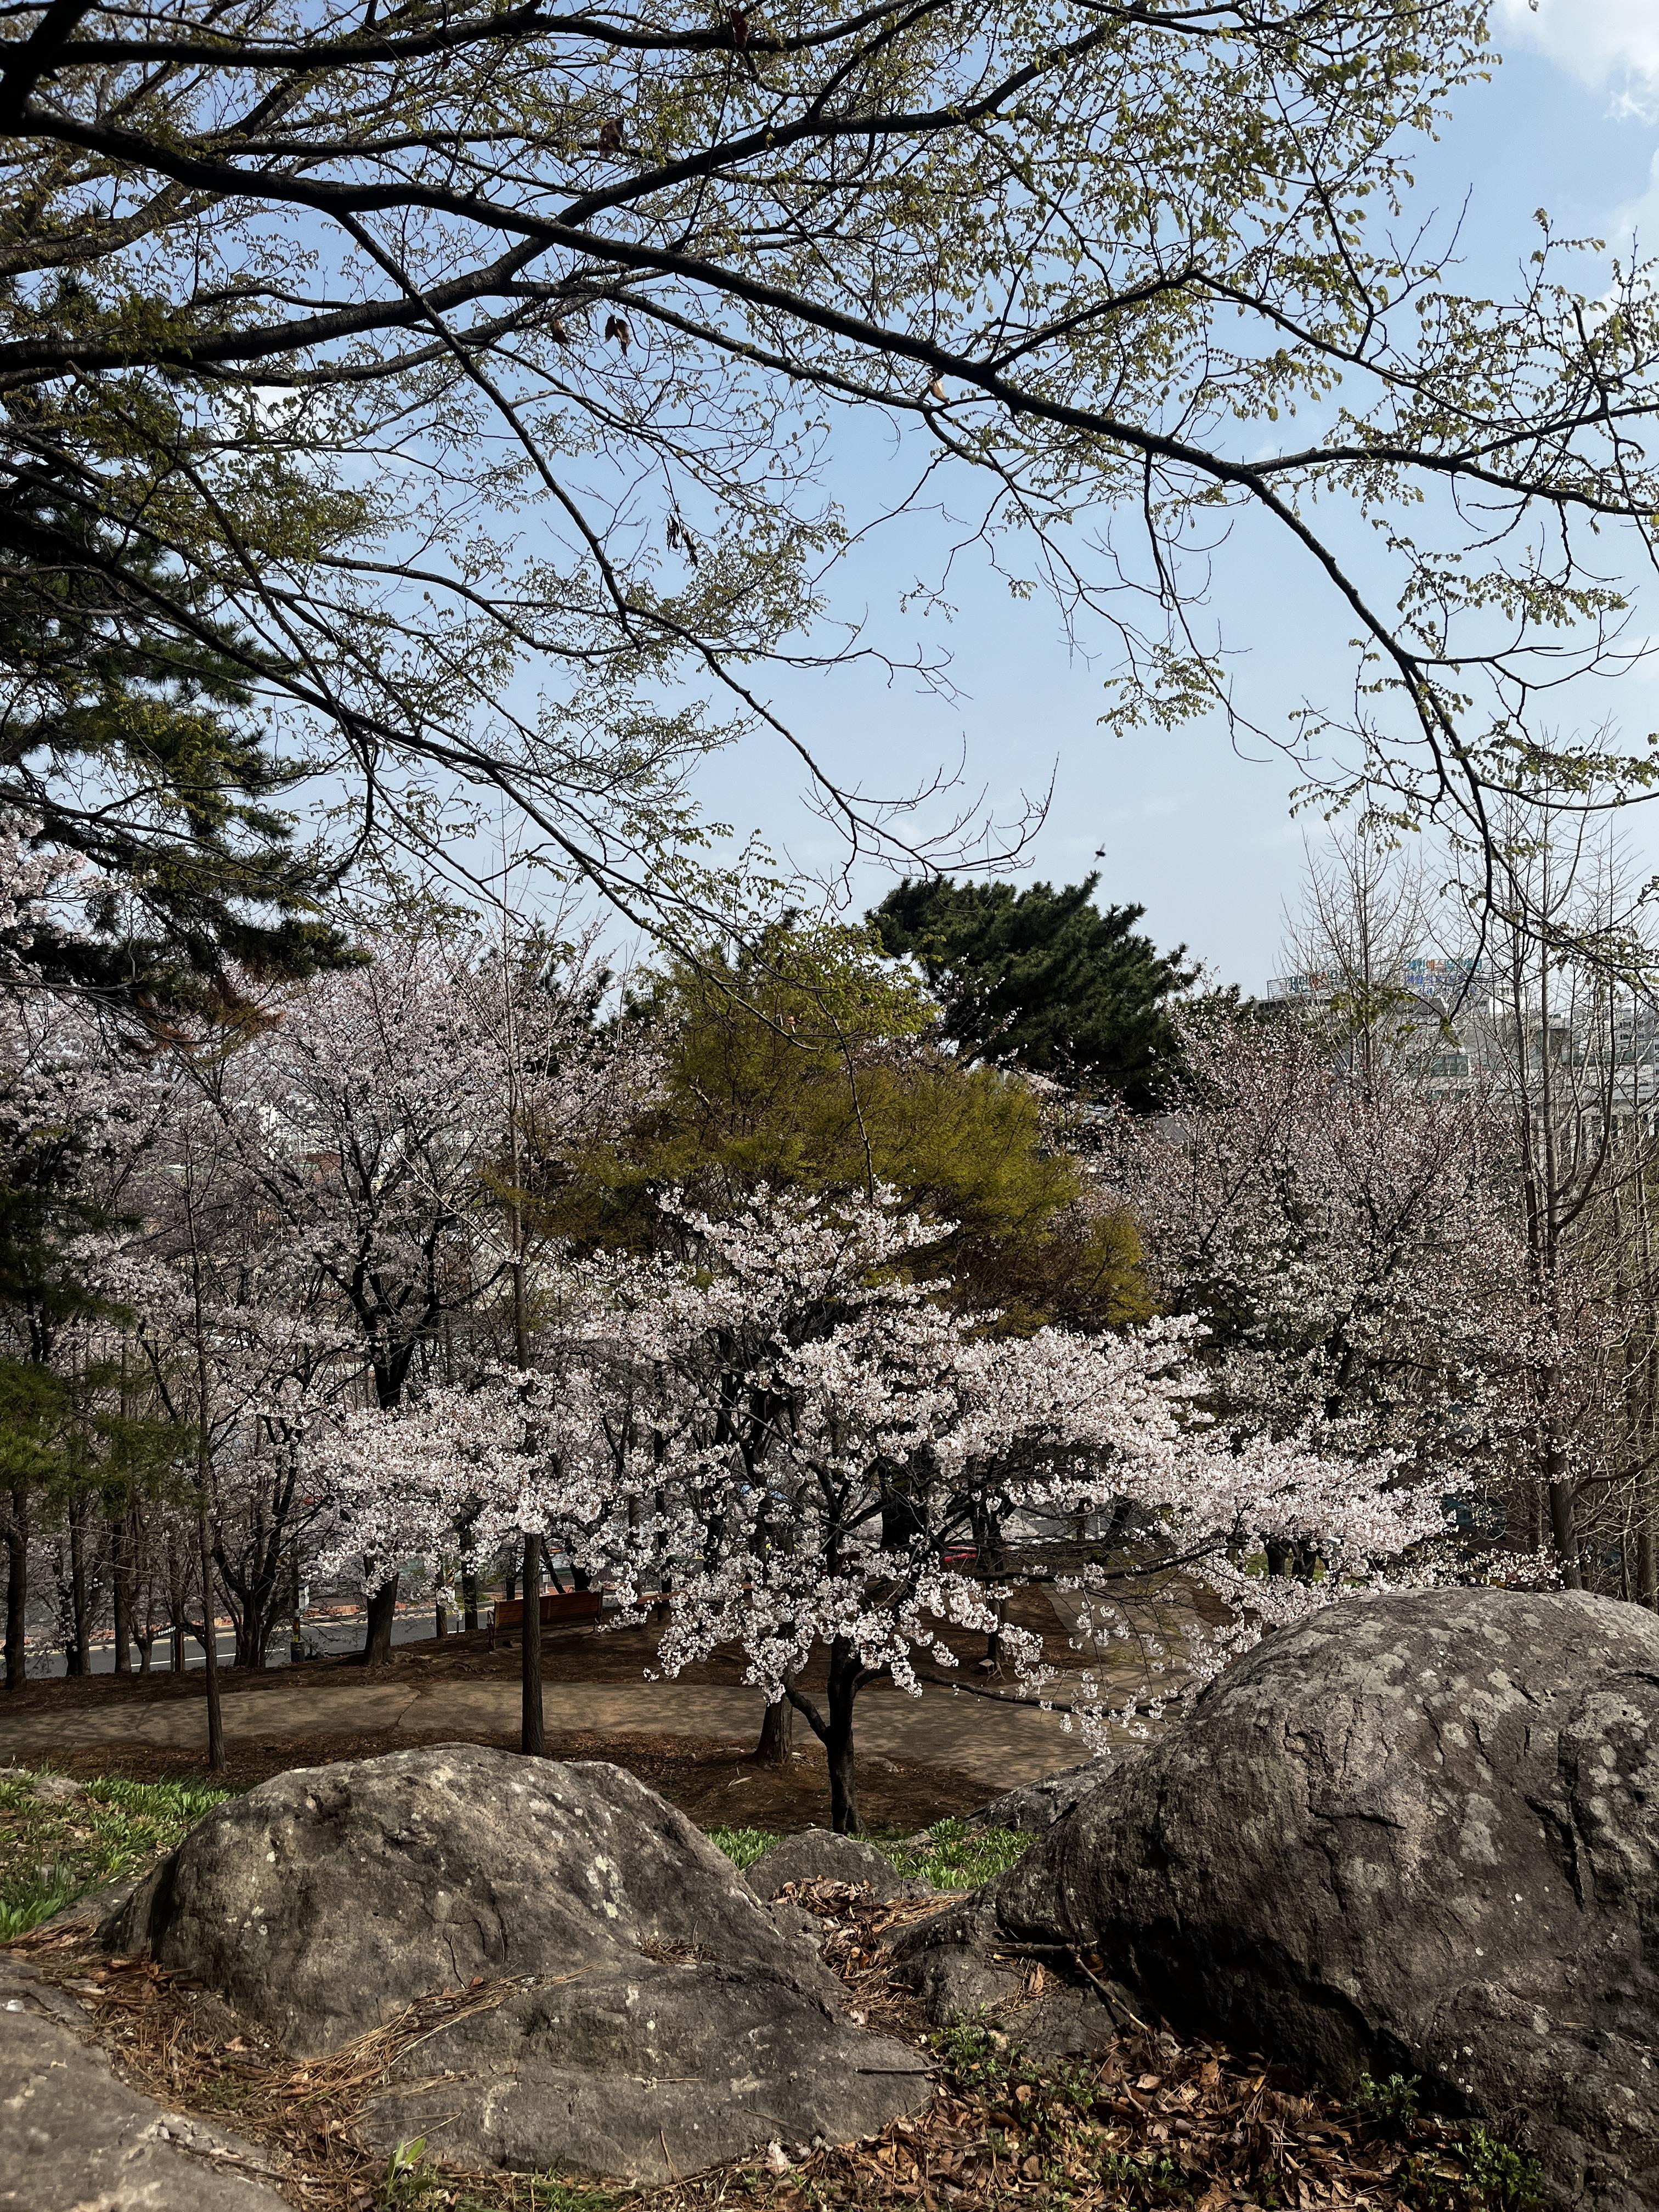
[488,1589,605,1647]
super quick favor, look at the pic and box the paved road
[0,1674,1104,1790]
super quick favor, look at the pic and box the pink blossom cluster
[312,1182,1443,1748]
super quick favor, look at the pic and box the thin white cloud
[1493,0,1659,115]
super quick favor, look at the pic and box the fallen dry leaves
[9,1881,1537,2212]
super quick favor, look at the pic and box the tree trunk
[462,1565,479,1632]
[1549,1476,1582,1591]
[826,1691,859,1833]
[435,1598,448,1637]
[754,1697,793,1764]
[521,1533,544,1756]
[4,1489,26,1690]
[198,1503,224,1775]
[109,1510,132,1675]
[825,1641,864,1835]
[68,1501,89,1675]
[168,1544,187,1671]
[363,1573,398,1664]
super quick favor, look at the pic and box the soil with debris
[8,1729,995,1836]
[0,1586,1096,1714]
[8,1874,1539,2212]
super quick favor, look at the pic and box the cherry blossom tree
[1099,1004,1544,1555]
[0,983,173,1689]
[202,926,615,1660]
[316,1186,1441,1830]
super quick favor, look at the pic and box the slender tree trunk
[4,1488,27,1690]
[462,1565,479,1632]
[168,1543,185,1671]
[435,1597,448,1637]
[109,1509,132,1675]
[183,1161,225,1770]
[68,1500,88,1675]
[754,1697,793,1764]
[1548,1470,1582,1590]
[824,1641,865,1835]
[198,1502,224,1775]
[826,1680,860,1834]
[363,1574,398,1664]
[290,1550,304,1664]
[521,1532,544,1756]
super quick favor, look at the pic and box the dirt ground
[1,1583,1101,1718]
[19,1725,998,1834]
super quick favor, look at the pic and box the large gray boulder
[111,1745,930,2182]
[895,1590,1659,2211]
[961,1760,1111,1836]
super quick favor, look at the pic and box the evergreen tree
[869,876,1194,1109]
[597,923,1149,1333]
[1,426,351,1006]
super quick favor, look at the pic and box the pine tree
[1,428,350,1006]
[870,876,1193,1109]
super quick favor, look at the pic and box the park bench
[487,1589,605,1648]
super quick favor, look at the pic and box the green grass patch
[379,2135,625,2212]
[706,1816,1031,1890]
[884,1817,1032,1889]
[704,1824,780,1872]
[0,1768,230,1938]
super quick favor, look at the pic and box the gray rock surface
[364,1955,934,2182]
[111,1743,930,2181]
[42,1869,144,1936]
[27,1773,84,1805]
[0,1949,291,2211]
[743,1827,935,1903]
[895,1589,1659,2210]
[961,1760,1113,1836]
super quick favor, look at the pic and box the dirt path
[0,1673,1099,1790]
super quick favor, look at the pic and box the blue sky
[683,5,1659,992]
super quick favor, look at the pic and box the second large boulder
[111,1745,930,2181]
[896,1589,1659,2211]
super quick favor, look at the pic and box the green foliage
[1350,2081,1542,2212]
[395,2157,623,2212]
[870,877,1194,1110]
[882,1818,1034,1890]
[380,2139,439,2208]
[606,924,1149,1330]
[0,426,354,1006]
[1353,2071,1421,2125]
[1460,2126,1545,2212]
[705,1824,780,1872]
[0,1767,230,1937]
[706,1820,1032,1890]
[930,2019,1182,2200]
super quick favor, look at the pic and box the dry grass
[11,1918,589,2210]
